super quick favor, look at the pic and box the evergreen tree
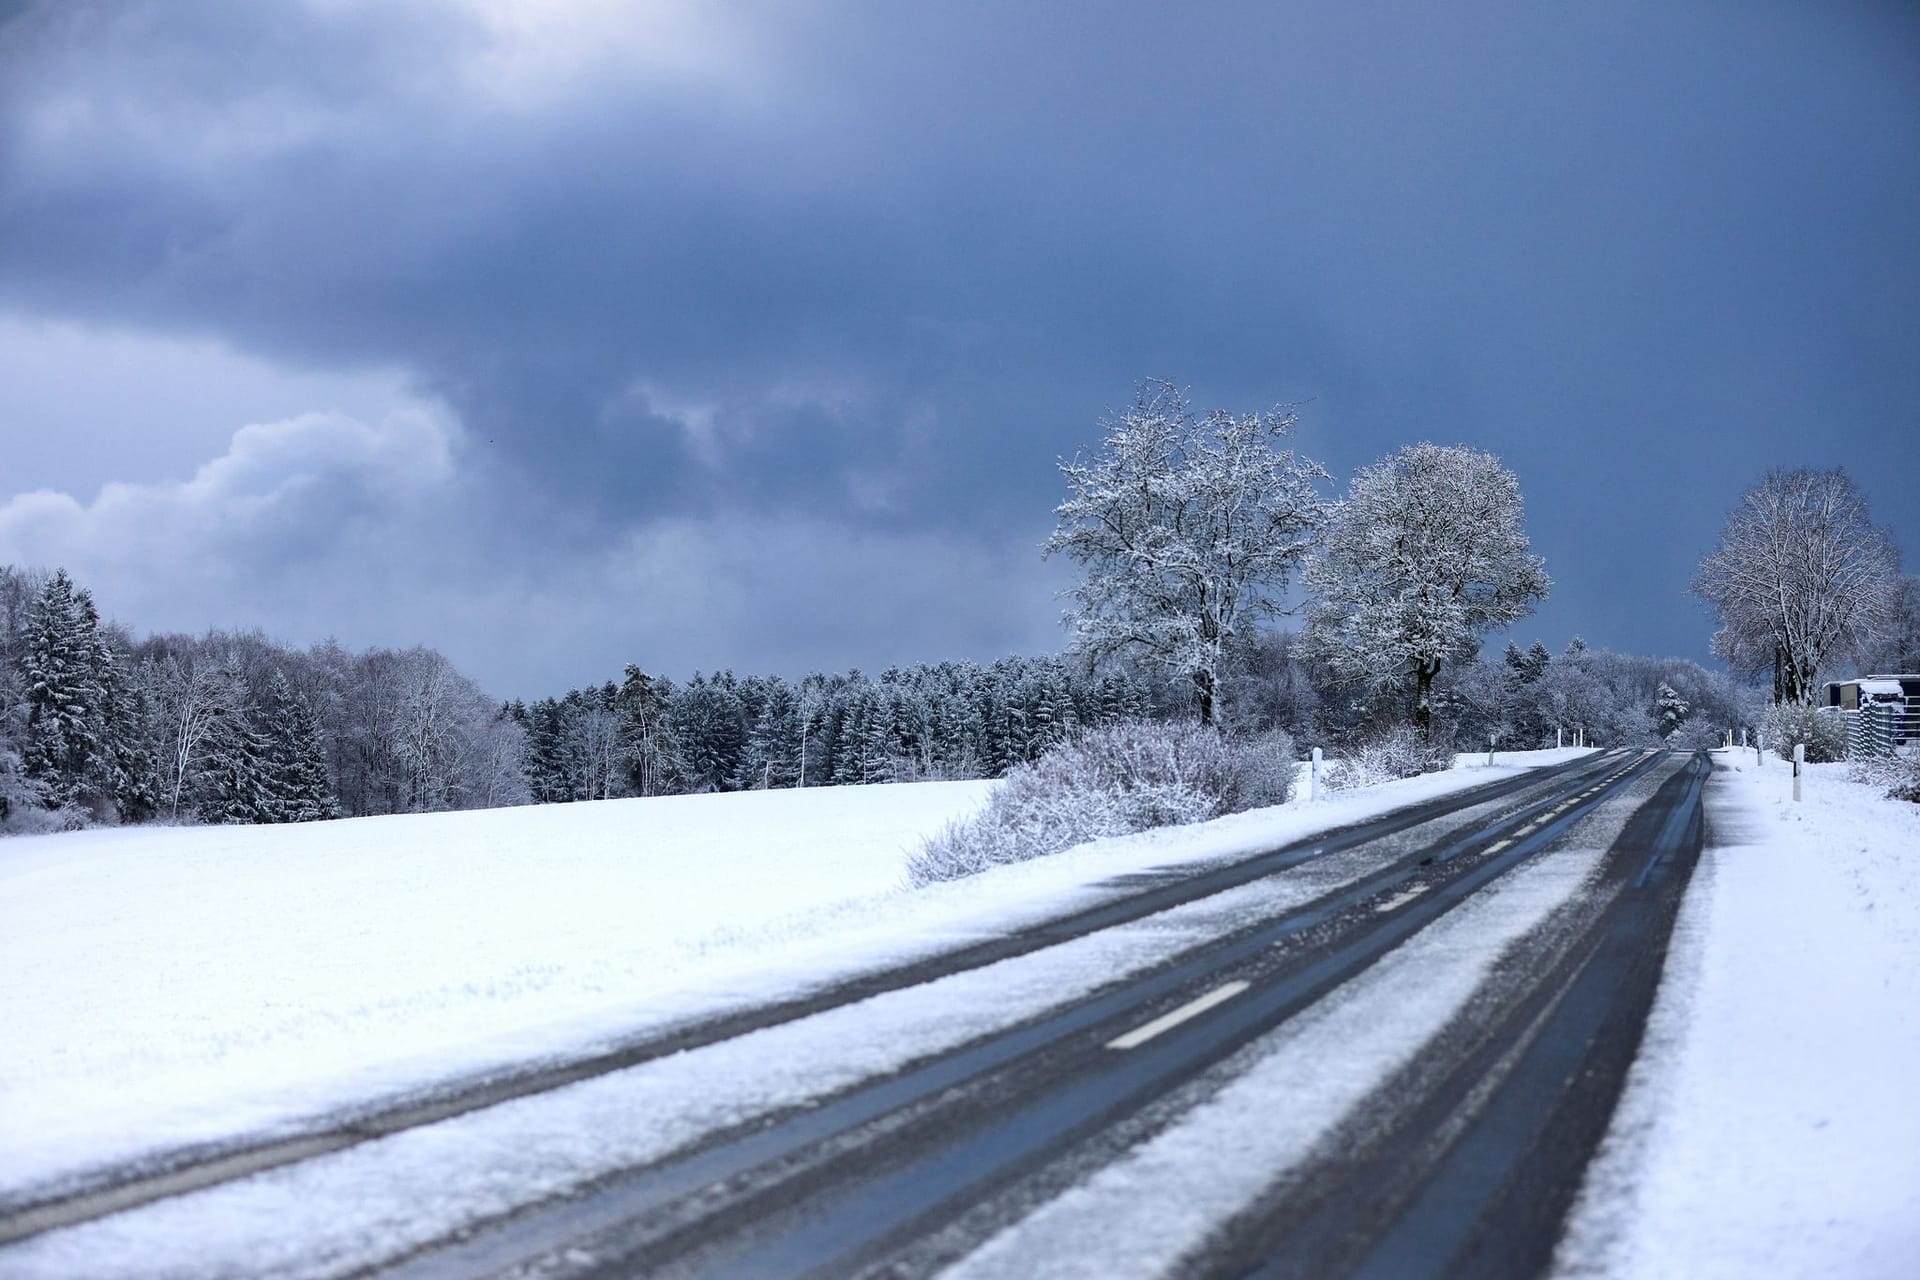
[193,660,271,824]
[517,699,573,803]
[22,570,105,813]
[1652,682,1690,742]
[667,672,750,792]
[84,604,158,821]
[260,670,339,821]
[736,679,803,788]
[829,680,871,785]
[616,665,680,796]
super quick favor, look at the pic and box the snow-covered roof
[1857,678,1906,697]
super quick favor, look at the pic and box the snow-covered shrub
[0,743,69,835]
[1849,753,1920,805]
[1326,725,1452,792]
[1664,719,1727,752]
[908,721,1295,886]
[1762,703,1848,763]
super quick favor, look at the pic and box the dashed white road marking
[1373,885,1430,914]
[1106,981,1252,1050]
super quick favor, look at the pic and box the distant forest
[0,562,1782,833]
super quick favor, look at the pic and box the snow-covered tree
[1693,467,1902,704]
[22,570,109,815]
[1652,682,1689,742]
[259,670,338,822]
[736,678,803,788]
[671,671,748,792]
[388,647,511,812]
[1045,380,1328,726]
[1856,574,1920,675]
[193,657,271,824]
[1303,443,1551,738]
[148,652,222,820]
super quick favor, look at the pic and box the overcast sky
[2,0,1916,699]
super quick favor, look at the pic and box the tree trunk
[1192,668,1215,727]
[1414,661,1439,740]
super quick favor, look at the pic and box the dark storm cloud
[2,0,1918,679]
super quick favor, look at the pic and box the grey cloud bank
[1,0,1916,695]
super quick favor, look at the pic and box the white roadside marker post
[1793,742,1804,802]
[1557,726,1564,748]
[1488,733,1496,766]
[1310,746,1322,801]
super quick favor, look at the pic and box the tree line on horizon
[4,384,1915,833]
[0,559,1801,836]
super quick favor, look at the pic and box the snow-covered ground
[0,781,991,1198]
[10,745,1909,1280]
[0,752,1586,1207]
[1555,755,1920,1280]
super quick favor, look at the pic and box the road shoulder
[1553,755,1920,1280]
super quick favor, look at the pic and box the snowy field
[1556,755,1920,1279]
[0,752,1586,1206]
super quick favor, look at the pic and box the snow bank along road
[0,749,1710,1279]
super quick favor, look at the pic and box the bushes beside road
[908,721,1295,886]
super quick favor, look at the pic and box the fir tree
[260,670,338,821]
[193,660,271,824]
[22,570,105,813]
[1652,682,1690,742]
[736,679,803,788]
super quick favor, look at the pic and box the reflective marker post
[1310,746,1322,801]
[1793,742,1804,802]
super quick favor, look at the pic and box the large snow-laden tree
[1044,380,1329,726]
[1303,443,1551,738]
[1692,467,1902,704]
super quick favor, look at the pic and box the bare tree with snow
[1692,466,1901,704]
[1303,443,1550,738]
[1044,380,1329,726]
[389,647,507,812]
[151,651,228,820]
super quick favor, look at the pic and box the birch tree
[1044,380,1329,726]
[1692,466,1901,703]
[152,652,226,819]
[1303,443,1550,738]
